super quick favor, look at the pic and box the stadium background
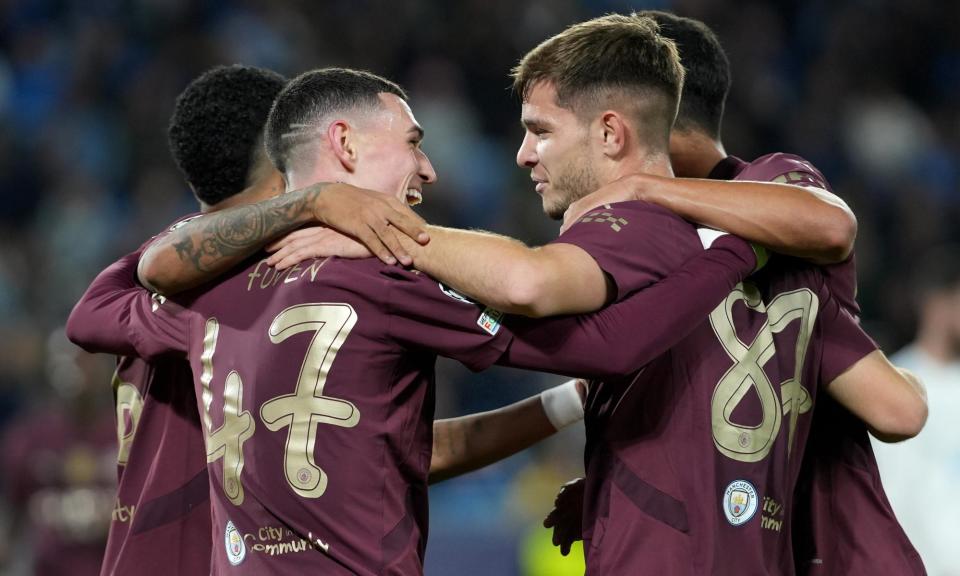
[0,0,956,574]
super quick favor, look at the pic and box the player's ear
[328,120,358,173]
[598,110,628,159]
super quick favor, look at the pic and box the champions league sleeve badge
[722,480,759,526]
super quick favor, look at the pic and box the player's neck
[669,131,727,178]
[612,151,673,181]
[285,164,343,194]
[206,173,285,213]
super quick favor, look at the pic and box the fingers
[264,230,331,269]
[354,221,400,266]
[543,510,557,528]
[367,220,413,266]
[266,245,312,270]
[383,199,430,245]
[265,229,376,269]
[267,227,327,253]
[548,515,577,556]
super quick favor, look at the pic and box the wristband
[541,379,585,431]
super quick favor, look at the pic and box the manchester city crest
[225,520,246,565]
[722,480,759,526]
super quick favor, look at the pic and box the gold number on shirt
[199,305,359,503]
[200,318,256,505]
[113,374,144,466]
[710,284,818,463]
[260,304,360,498]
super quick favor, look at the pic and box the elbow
[427,458,449,485]
[896,396,929,439]
[606,351,646,377]
[64,307,91,350]
[817,208,858,263]
[502,262,551,318]
[138,250,172,295]
[65,302,108,353]
[871,399,928,443]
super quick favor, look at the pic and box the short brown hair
[512,14,685,151]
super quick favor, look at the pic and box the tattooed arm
[138,182,429,295]
[429,382,583,484]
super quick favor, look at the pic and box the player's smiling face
[352,93,436,206]
[517,81,600,220]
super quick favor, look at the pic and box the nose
[417,148,437,184]
[516,132,538,168]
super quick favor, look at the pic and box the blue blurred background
[0,0,957,574]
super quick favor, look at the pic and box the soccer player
[71,67,763,574]
[555,12,926,574]
[66,64,430,575]
[66,64,288,576]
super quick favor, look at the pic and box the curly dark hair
[265,68,406,175]
[168,64,286,206]
[638,11,732,139]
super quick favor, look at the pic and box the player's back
[581,258,872,575]
[101,355,211,576]
[177,255,508,575]
[717,152,923,575]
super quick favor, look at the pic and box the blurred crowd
[0,0,956,574]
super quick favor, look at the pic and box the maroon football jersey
[67,223,213,576]
[129,255,510,575]
[557,200,877,575]
[101,356,211,576]
[717,153,924,575]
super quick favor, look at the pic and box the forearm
[828,351,928,443]
[400,226,608,317]
[636,175,856,264]
[429,392,564,484]
[139,184,330,295]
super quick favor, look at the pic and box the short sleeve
[737,153,833,192]
[821,255,860,317]
[384,268,513,371]
[137,212,205,252]
[817,282,878,384]
[738,153,861,316]
[553,201,701,300]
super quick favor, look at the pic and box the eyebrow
[521,116,546,131]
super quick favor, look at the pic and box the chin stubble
[547,158,599,220]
